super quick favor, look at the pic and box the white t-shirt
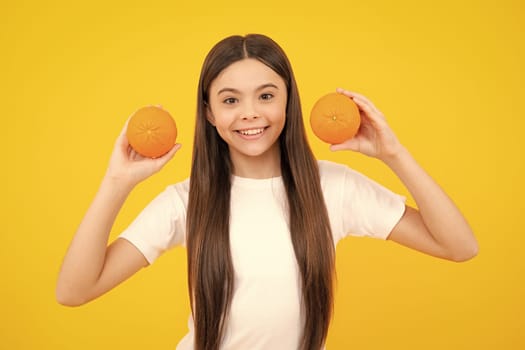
[119,160,406,349]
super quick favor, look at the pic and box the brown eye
[260,93,273,101]
[223,97,237,104]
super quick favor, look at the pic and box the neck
[229,144,281,179]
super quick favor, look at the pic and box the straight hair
[186,34,335,350]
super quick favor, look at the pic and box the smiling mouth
[236,127,267,136]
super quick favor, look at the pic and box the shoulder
[318,159,377,187]
[317,160,388,205]
[318,159,347,178]
[317,159,361,184]
[317,160,350,204]
[156,178,190,209]
[118,178,191,262]
[170,178,190,196]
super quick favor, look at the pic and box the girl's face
[207,58,287,175]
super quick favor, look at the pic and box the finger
[116,117,133,152]
[336,87,353,97]
[167,143,182,157]
[148,104,163,109]
[353,100,382,128]
[336,87,364,99]
[351,96,386,126]
[130,147,145,161]
[116,110,136,143]
[153,143,181,166]
[170,143,182,154]
[120,108,138,136]
[336,88,380,113]
[330,138,359,152]
[329,144,346,152]
[336,88,385,128]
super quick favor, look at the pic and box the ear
[206,104,216,126]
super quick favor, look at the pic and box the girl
[56,34,478,350]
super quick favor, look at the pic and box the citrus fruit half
[126,106,177,158]
[310,92,361,144]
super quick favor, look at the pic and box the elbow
[55,284,89,307]
[450,239,479,263]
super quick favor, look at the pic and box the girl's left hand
[330,88,404,161]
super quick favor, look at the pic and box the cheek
[212,109,235,129]
[267,102,287,125]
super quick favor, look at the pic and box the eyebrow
[217,83,279,96]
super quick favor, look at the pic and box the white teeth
[239,128,264,136]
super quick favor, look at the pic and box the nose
[242,113,259,120]
[241,100,259,120]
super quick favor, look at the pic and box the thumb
[152,143,182,168]
[330,139,359,152]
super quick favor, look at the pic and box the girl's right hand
[105,110,181,188]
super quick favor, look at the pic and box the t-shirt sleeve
[118,182,188,264]
[320,161,406,244]
[340,166,406,242]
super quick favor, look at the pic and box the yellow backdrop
[3,0,524,348]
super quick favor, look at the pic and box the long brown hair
[186,34,335,350]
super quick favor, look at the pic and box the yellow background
[2,0,524,348]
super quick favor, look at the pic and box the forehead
[210,58,286,92]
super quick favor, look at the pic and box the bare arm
[332,88,478,262]
[385,148,477,262]
[56,114,181,306]
[56,177,145,306]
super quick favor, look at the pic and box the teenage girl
[56,34,478,350]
